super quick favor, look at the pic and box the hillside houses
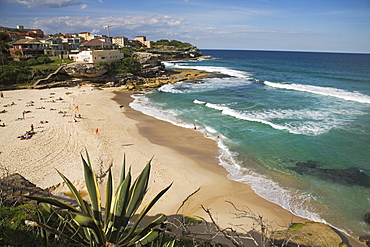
[1,25,153,63]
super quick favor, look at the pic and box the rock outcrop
[0,173,51,206]
[63,63,108,78]
[147,45,203,61]
[270,222,348,247]
[32,47,207,89]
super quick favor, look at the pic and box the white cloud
[10,0,83,8]
[80,4,87,9]
[29,15,189,37]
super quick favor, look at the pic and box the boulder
[271,222,348,247]
[364,213,370,225]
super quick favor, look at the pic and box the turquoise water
[130,50,370,238]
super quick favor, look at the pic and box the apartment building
[68,50,124,63]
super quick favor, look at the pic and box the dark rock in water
[291,161,370,188]
[364,213,370,225]
[359,236,370,246]
[295,160,320,169]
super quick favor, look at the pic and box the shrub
[37,56,52,64]
[117,57,142,75]
[0,204,47,246]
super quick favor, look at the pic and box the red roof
[81,39,112,46]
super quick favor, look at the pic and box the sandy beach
[0,86,361,246]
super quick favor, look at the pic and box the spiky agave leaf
[104,167,113,232]
[132,229,162,246]
[27,209,81,245]
[125,214,167,245]
[56,169,90,214]
[120,153,126,184]
[185,215,206,225]
[71,211,106,245]
[121,160,151,229]
[26,196,79,212]
[39,202,86,242]
[81,154,102,225]
[106,171,132,242]
[118,183,172,245]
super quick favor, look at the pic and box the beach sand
[0,86,361,246]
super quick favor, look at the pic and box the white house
[68,50,124,63]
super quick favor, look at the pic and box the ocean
[129,50,370,239]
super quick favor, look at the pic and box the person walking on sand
[0,92,3,98]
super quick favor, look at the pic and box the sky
[0,0,369,53]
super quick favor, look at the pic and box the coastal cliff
[33,47,210,89]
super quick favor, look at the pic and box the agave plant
[27,152,172,246]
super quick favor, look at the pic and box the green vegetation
[152,39,192,48]
[287,223,305,231]
[27,152,172,246]
[0,64,32,85]
[0,204,49,246]
[0,58,74,86]
[99,57,142,76]
[116,57,142,75]
[30,58,74,70]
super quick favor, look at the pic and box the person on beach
[0,92,3,98]
[30,124,34,131]
[22,111,26,119]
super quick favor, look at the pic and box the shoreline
[0,86,363,246]
[113,91,364,247]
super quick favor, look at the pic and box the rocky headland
[32,46,216,90]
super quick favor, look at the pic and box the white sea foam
[203,102,348,135]
[215,139,325,223]
[163,61,251,79]
[129,94,193,129]
[264,81,370,104]
[158,77,252,94]
[193,99,206,104]
[130,92,327,227]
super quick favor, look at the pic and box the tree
[0,32,11,66]
[0,65,31,84]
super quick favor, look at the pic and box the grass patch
[288,223,305,231]
[30,59,74,70]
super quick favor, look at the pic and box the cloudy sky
[1,0,369,53]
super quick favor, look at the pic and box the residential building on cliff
[112,36,129,47]
[62,37,81,50]
[135,36,151,48]
[78,32,90,41]
[80,39,114,50]
[40,37,69,59]
[10,38,44,58]
[68,50,124,63]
